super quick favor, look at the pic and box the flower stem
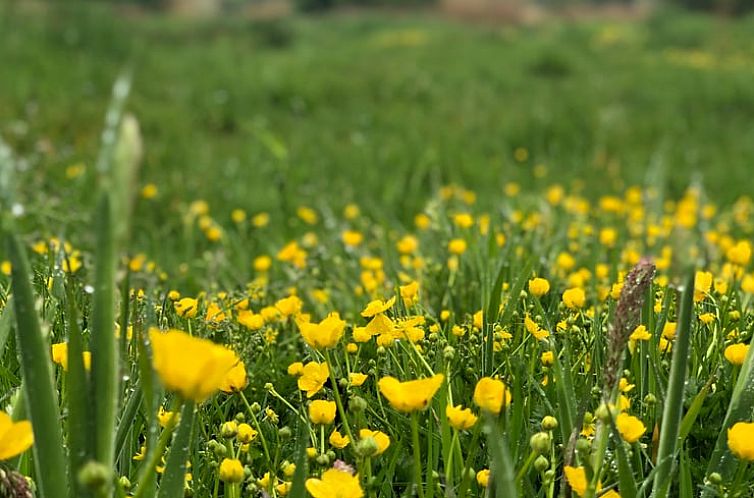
[411,413,425,498]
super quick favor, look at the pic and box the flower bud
[541,416,558,431]
[278,426,292,440]
[708,472,722,485]
[534,455,549,472]
[349,396,367,413]
[530,432,551,455]
[221,421,238,439]
[77,461,112,493]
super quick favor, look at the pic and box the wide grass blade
[483,414,517,498]
[7,234,68,498]
[651,269,695,498]
[90,193,119,470]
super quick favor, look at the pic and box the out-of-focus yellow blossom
[724,343,749,365]
[562,288,586,310]
[473,377,511,415]
[616,413,646,443]
[728,422,754,461]
[174,297,199,318]
[0,411,34,461]
[149,328,238,402]
[445,404,478,430]
[528,277,550,297]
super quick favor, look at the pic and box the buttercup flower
[358,429,390,456]
[297,312,346,350]
[616,413,646,443]
[378,374,444,413]
[473,377,512,415]
[0,411,34,460]
[446,404,478,430]
[728,422,754,461]
[219,361,247,393]
[149,328,238,402]
[724,343,749,366]
[174,297,198,318]
[309,400,337,425]
[298,362,330,398]
[305,468,363,498]
[219,458,244,483]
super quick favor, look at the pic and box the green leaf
[483,414,517,498]
[157,401,196,498]
[7,234,68,498]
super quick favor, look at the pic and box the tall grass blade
[651,269,695,498]
[483,414,517,498]
[7,234,68,498]
[157,401,196,498]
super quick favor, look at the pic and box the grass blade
[157,401,196,498]
[483,414,517,498]
[7,234,68,498]
[651,268,695,498]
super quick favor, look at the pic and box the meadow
[2,3,754,498]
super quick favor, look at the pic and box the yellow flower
[725,343,749,366]
[219,361,247,393]
[728,422,754,461]
[349,372,368,387]
[662,322,677,340]
[476,469,490,488]
[219,458,244,483]
[342,230,364,247]
[1,261,11,276]
[297,312,346,350]
[287,362,304,376]
[378,374,444,413]
[305,468,363,498]
[541,351,554,366]
[528,277,550,297]
[396,235,419,254]
[0,411,34,460]
[445,404,478,430]
[252,212,270,228]
[629,325,651,341]
[563,466,588,497]
[616,413,646,443]
[297,206,319,225]
[51,342,91,371]
[525,315,549,340]
[174,297,198,318]
[694,271,713,302]
[298,362,329,398]
[205,302,226,323]
[447,238,467,255]
[149,328,239,402]
[361,297,396,318]
[157,407,180,428]
[727,240,751,266]
[237,310,265,330]
[400,281,420,306]
[358,429,390,455]
[329,430,350,449]
[473,377,511,415]
[309,400,337,425]
[562,288,586,310]
[237,423,257,443]
[275,295,303,317]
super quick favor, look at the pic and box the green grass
[3,5,754,498]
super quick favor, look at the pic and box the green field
[3,4,754,498]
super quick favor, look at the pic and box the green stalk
[652,269,695,498]
[90,193,118,472]
[483,413,517,498]
[132,402,183,498]
[157,401,196,498]
[7,234,68,498]
[64,280,93,498]
[411,413,425,498]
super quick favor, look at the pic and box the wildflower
[616,413,646,443]
[237,310,265,330]
[158,407,180,428]
[0,411,34,460]
[445,404,478,430]
[297,312,346,350]
[661,322,677,340]
[396,235,419,254]
[51,342,91,371]
[298,362,330,398]
[219,458,244,483]
[724,343,749,366]
[149,328,238,402]
[400,281,419,306]
[378,374,444,413]
[727,241,751,266]
[694,271,713,302]
[174,297,198,318]
[309,400,337,425]
[525,315,549,340]
[728,422,754,461]
[237,423,257,443]
[541,351,554,366]
[562,288,586,309]
[305,468,363,498]
[329,430,350,449]
[358,429,390,455]
[297,206,319,225]
[528,277,550,297]
[219,361,247,393]
[473,377,512,415]
[563,466,590,496]
[287,362,304,376]
[629,325,651,341]
[448,239,467,255]
[476,469,490,487]
[342,230,363,247]
[252,212,269,227]
[361,297,395,317]
[349,373,368,387]
[275,295,303,317]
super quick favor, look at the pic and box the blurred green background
[2,1,754,252]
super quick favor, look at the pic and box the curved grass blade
[7,234,68,498]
